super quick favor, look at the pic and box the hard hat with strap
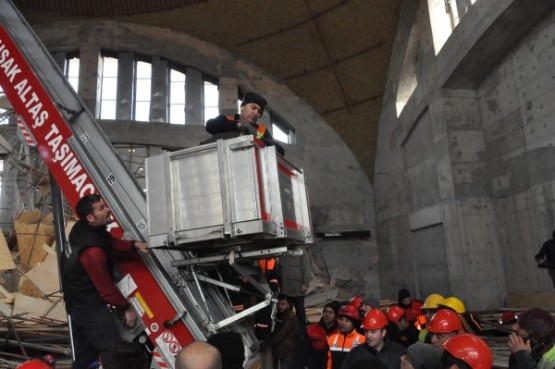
[338,304,360,321]
[438,296,466,314]
[386,305,406,323]
[361,308,388,330]
[422,294,444,310]
[428,309,462,334]
[443,333,492,369]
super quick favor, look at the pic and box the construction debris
[0,210,71,367]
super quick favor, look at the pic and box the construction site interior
[1,0,555,368]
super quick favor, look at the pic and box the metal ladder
[0,1,276,368]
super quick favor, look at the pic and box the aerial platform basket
[146,136,313,251]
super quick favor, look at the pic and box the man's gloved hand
[237,122,257,135]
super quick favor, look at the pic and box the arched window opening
[169,69,186,124]
[66,56,80,93]
[396,22,420,117]
[203,80,219,124]
[100,56,118,120]
[58,51,295,144]
[428,0,480,55]
[134,61,152,122]
[271,116,295,145]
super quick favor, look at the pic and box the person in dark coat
[507,307,555,369]
[341,309,406,369]
[202,91,285,155]
[60,194,148,369]
[260,294,302,369]
[535,230,555,288]
[307,301,340,369]
[279,247,312,328]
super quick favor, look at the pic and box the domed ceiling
[14,0,402,181]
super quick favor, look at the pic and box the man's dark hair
[441,349,471,369]
[277,294,292,305]
[75,194,102,220]
[207,332,245,369]
[518,307,555,344]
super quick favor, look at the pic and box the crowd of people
[41,91,555,369]
[169,289,555,369]
[298,291,555,369]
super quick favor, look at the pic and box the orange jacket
[326,330,365,369]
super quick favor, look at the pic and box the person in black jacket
[260,295,302,369]
[61,194,148,369]
[507,308,555,369]
[202,91,285,155]
[535,230,555,288]
[342,309,406,369]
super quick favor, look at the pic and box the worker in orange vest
[202,91,285,155]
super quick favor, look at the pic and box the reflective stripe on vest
[256,124,267,140]
[259,258,276,273]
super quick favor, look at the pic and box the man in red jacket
[61,194,148,369]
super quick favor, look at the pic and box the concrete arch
[33,20,379,294]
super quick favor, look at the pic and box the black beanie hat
[324,300,340,317]
[398,288,411,300]
[241,91,267,113]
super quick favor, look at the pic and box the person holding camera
[535,230,555,288]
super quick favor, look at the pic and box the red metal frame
[0,24,195,367]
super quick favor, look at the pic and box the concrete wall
[375,0,555,309]
[32,21,379,296]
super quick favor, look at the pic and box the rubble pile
[0,210,72,366]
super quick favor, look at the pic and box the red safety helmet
[350,296,363,310]
[443,334,492,369]
[428,309,462,334]
[361,308,388,330]
[307,324,328,351]
[16,355,55,369]
[499,311,518,325]
[338,304,360,321]
[386,305,406,323]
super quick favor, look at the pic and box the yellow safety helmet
[438,296,466,314]
[422,294,444,310]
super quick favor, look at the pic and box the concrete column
[218,77,238,117]
[150,57,168,123]
[185,67,203,125]
[116,53,134,120]
[78,45,102,118]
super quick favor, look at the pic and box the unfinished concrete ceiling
[15,0,402,181]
